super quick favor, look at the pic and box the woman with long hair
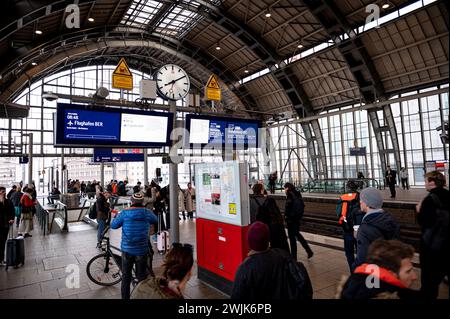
[283,183,313,260]
[131,243,194,299]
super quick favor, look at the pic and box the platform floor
[0,216,447,299]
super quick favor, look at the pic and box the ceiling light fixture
[31,62,37,66]
[297,43,304,48]
[88,17,95,22]
[382,3,390,9]
[35,30,43,35]
[215,44,221,50]
[265,11,271,18]
[244,69,249,73]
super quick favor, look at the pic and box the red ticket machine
[194,161,250,294]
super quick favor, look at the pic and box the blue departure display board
[54,103,173,148]
[185,114,261,148]
[93,149,144,162]
[64,109,121,141]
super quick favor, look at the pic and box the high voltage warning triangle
[206,74,220,89]
[113,58,132,76]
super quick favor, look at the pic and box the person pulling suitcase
[6,225,25,270]
[157,208,169,254]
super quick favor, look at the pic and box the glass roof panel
[120,0,221,38]
[120,0,163,27]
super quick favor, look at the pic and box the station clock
[155,64,191,101]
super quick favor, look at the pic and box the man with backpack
[231,221,312,300]
[250,183,290,253]
[416,171,449,299]
[111,193,158,299]
[352,187,399,271]
[337,180,364,272]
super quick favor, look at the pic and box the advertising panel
[194,161,250,226]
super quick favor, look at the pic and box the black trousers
[401,178,409,190]
[121,252,148,299]
[420,249,449,299]
[0,227,9,262]
[388,183,396,198]
[286,220,313,260]
[269,184,275,194]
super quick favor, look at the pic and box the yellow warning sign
[205,74,221,101]
[112,58,133,90]
[229,203,237,215]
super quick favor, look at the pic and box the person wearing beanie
[231,222,312,300]
[352,187,400,271]
[111,192,158,299]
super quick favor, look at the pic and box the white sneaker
[0,261,6,267]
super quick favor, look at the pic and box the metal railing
[51,201,68,232]
[299,178,381,194]
[35,201,49,236]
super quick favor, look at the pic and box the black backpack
[254,198,272,224]
[284,253,313,300]
[422,194,449,253]
[88,204,97,219]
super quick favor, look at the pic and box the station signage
[54,103,173,148]
[93,148,144,162]
[185,114,261,148]
[112,58,133,90]
[349,147,366,156]
[205,74,221,101]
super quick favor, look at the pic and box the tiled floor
[0,217,448,299]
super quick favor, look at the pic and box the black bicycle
[86,226,154,286]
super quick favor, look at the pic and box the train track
[300,212,422,250]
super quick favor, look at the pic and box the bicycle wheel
[86,253,122,286]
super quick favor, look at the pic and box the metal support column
[368,109,387,179]
[169,100,179,243]
[143,149,148,186]
[100,162,105,190]
[383,105,402,175]
[27,133,33,186]
[60,149,65,193]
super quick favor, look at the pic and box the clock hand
[164,75,186,86]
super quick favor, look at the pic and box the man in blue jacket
[352,187,399,271]
[111,193,158,299]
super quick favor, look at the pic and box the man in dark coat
[0,187,15,266]
[352,187,399,271]
[133,182,142,194]
[96,191,111,247]
[416,171,449,299]
[268,171,277,194]
[250,184,290,253]
[231,222,312,300]
[341,239,420,299]
[385,165,397,198]
[6,185,16,200]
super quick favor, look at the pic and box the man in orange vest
[337,180,363,272]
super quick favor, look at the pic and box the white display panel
[195,161,250,226]
[189,118,210,144]
[120,113,168,143]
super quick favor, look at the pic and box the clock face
[155,64,191,101]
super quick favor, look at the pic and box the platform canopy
[0,0,448,119]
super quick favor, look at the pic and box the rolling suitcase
[6,226,25,271]
[157,212,169,254]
